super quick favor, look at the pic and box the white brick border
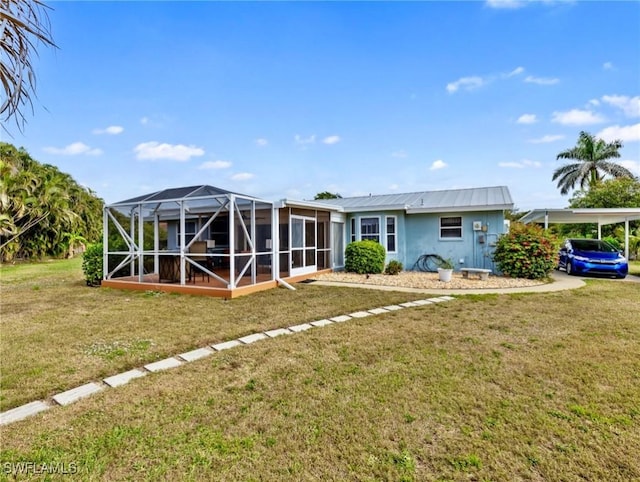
[0,295,455,425]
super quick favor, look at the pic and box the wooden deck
[101,269,332,298]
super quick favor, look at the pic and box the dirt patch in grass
[1,279,639,480]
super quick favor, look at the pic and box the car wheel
[566,261,574,275]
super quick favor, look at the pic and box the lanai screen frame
[103,187,276,289]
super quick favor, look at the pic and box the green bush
[82,243,103,286]
[384,260,403,275]
[345,240,386,274]
[492,223,558,280]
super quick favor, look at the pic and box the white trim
[276,198,344,212]
[439,215,463,240]
[350,218,356,243]
[290,214,317,277]
[360,216,381,243]
[385,215,397,253]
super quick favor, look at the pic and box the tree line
[0,142,103,262]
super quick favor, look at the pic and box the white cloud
[294,134,316,145]
[446,76,484,94]
[619,160,640,176]
[43,142,102,156]
[507,66,525,77]
[601,95,640,118]
[389,183,399,190]
[588,98,600,107]
[430,160,447,170]
[528,134,565,144]
[603,61,614,70]
[391,150,407,158]
[596,123,640,143]
[140,117,149,125]
[524,75,559,85]
[198,160,232,170]
[231,172,254,181]
[323,135,341,145]
[92,125,124,135]
[499,159,542,168]
[552,109,605,125]
[517,114,537,124]
[134,141,205,161]
[255,138,268,147]
[485,0,525,9]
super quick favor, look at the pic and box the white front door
[290,215,316,276]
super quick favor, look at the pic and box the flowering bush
[492,223,559,280]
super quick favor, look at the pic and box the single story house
[318,185,514,272]
[102,185,513,297]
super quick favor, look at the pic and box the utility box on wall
[473,221,482,231]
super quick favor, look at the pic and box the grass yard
[1,259,640,480]
[629,260,640,277]
[0,258,429,412]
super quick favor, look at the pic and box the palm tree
[1,0,56,132]
[552,131,635,195]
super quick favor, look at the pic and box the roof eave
[276,199,344,212]
[406,204,514,214]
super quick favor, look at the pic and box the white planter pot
[437,268,453,282]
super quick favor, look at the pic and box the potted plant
[437,257,454,282]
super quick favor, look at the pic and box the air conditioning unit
[473,221,482,231]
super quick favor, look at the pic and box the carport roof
[519,208,640,226]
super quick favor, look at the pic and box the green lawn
[1,259,639,480]
[629,260,640,276]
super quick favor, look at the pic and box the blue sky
[5,0,640,211]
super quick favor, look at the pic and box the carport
[519,208,640,260]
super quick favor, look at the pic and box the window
[177,220,197,245]
[440,216,462,239]
[360,217,380,243]
[350,218,356,243]
[386,216,396,252]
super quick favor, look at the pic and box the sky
[4,0,640,211]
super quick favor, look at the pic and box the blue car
[558,238,628,279]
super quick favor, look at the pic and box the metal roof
[318,186,513,213]
[519,208,640,226]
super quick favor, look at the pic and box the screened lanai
[102,185,338,297]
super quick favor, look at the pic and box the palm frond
[553,131,627,194]
[0,0,56,133]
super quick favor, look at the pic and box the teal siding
[347,210,507,271]
[346,211,407,265]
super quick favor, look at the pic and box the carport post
[625,218,630,260]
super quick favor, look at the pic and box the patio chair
[188,241,210,283]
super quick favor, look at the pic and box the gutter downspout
[277,278,296,290]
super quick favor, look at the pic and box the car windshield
[571,240,617,252]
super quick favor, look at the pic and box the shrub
[82,243,103,286]
[492,223,558,280]
[345,240,386,274]
[437,257,454,270]
[603,236,621,251]
[385,260,403,275]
